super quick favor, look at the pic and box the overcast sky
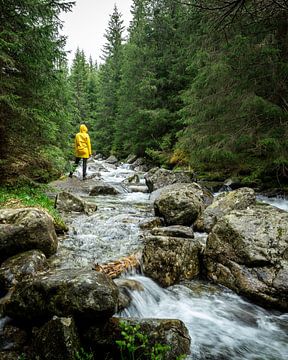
[61,0,133,65]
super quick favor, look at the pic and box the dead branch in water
[94,252,141,278]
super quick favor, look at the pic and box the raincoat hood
[80,124,88,133]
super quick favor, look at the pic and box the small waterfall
[257,195,288,212]
[54,159,288,359]
[118,274,288,360]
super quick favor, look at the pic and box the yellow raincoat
[74,124,92,158]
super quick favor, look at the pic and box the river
[54,159,288,359]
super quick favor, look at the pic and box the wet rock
[204,204,288,310]
[150,225,194,238]
[89,181,120,196]
[0,351,23,359]
[132,158,151,172]
[125,154,138,164]
[4,269,119,323]
[55,191,97,214]
[142,235,203,287]
[122,174,140,184]
[106,155,118,164]
[83,317,191,360]
[0,208,58,263]
[33,316,81,360]
[144,167,194,192]
[153,183,213,226]
[0,323,28,351]
[114,279,144,310]
[0,250,48,292]
[195,187,256,232]
[128,185,149,193]
[139,217,163,230]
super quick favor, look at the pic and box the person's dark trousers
[69,157,87,179]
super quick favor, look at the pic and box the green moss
[0,185,67,232]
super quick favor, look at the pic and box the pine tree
[95,5,124,155]
[0,0,74,183]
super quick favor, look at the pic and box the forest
[1,0,288,191]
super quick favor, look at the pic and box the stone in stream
[0,208,58,263]
[194,187,256,232]
[89,181,120,196]
[114,278,144,310]
[153,183,213,226]
[83,317,191,360]
[3,268,119,323]
[32,316,81,360]
[144,167,195,192]
[150,225,194,238]
[204,203,288,311]
[142,234,203,287]
[55,191,97,214]
[0,250,48,293]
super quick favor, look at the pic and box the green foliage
[0,185,66,231]
[116,321,172,360]
[75,347,94,360]
[1,0,74,184]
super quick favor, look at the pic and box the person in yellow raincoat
[69,124,92,180]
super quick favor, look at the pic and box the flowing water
[2,159,285,358]
[53,159,288,359]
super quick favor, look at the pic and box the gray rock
[139,217,163,230]
[89,181,120,196]
[204,204,288,310]
[83,317,191,360]
[125,154,138,164]
[153,183,213,226]
[142,235,203,287]
[55,191,97,214]
[144,168,194,192]
[151,225,194,238]
[0,208,58,263]
[114,278,144,310]
[0,250,48,291]
[33,316,81,360]
[4,268,119,322]
[195,187,256,232]
[128,185,149,193]
[106,155,118,164]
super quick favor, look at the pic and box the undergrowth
[0,185,67,231]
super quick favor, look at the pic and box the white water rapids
[57,159,288,359]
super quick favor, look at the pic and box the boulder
[195,187,256,232]
[142,235,203,287]
[106,155,118,164]
[33,316,81,360]
[83,317,191,360]
[89,181,120,196]
[132,158,151,172]
[0,250,48,293]
[4,268,119,323]
[122,174,140,184]
[204,204,288,310]
[128,185,149,193]
[150,225,194,238]
[0,322,28,352]
[125,154,138,164]
[0,208,58,263]
[55,191,97,214]
[139,217,163,230]
[114,278,144,310]
[144,168,194,192]
[153,183,213,226]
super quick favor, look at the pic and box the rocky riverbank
[0,156,287,359]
